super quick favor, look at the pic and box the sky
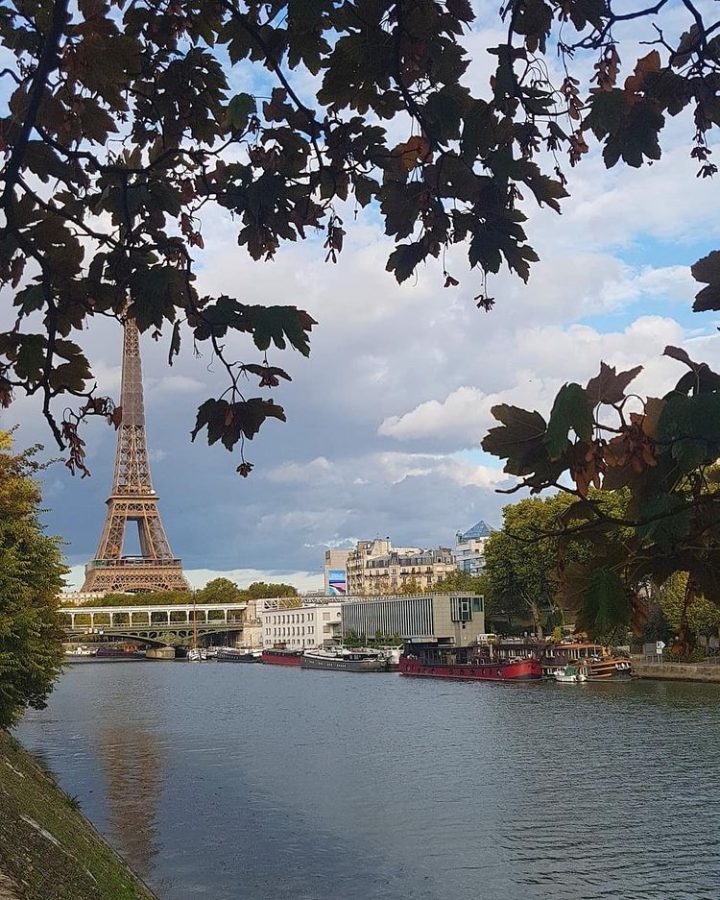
[3,4,720,592]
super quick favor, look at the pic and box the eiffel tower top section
[112,318,153,495]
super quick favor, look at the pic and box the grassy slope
[0,731,155,900]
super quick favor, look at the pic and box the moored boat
[554,665,587,683]
[542,642,634,681]
[399,644,542,682]
[301,647,388,672]
[217,647,262,663]
[261,648,304,666]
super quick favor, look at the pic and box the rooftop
[458,520,492,541]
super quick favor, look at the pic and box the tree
[433,569,486,595]
[2,1,718,474]
[483,495,572,637]
[0,431,66,729]
[195,577,244,605]
[482,352,720,649]
[243,581,298,600]
[657,573,720,642]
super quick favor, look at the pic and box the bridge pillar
[223,609,228,624]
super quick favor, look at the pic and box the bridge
[60,602,248,648]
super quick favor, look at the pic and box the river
[13,662,720,899]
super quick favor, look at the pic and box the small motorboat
[554,665,586,683]
[187,647,208,662]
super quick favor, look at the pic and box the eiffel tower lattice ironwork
[81,317,189,593]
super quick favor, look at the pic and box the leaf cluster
[482,349,720,640]
[2,0,720,472]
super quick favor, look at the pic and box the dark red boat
[261,648,304,667]
[399,645,542,682]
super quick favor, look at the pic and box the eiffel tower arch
[81,318,190,593]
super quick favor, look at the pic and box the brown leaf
[585,361,642,405]
[391,136,431,173]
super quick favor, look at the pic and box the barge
[302,648,388,672]
[261,648,304,667]
[399,644,542,682]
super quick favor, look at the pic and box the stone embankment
[0,730,155,900]
[634,660,720,683]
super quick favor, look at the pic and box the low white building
[261,602,343,651]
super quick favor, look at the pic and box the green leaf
[14,335,46,382]
[481,404,547,475]
[224,92,256,132]
[543,383,594,460]
[582,568,629,634]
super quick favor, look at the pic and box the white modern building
[342,593,485,647]
[454,521,491,576]
[261,601,343,651]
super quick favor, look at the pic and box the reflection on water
[96,725,160,877]
[14,663,720,900]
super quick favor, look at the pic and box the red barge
[399,644,542,682]
[261,648,304,667]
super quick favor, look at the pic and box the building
[454,520,491,576]
[324,549,350,595]
[346,539,392,594]
[364,548,455,594]
[261,601,343,651]
[346,539,455,594]
[342,593,485,647]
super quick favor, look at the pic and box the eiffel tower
[81,317,189,593]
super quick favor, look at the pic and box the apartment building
[454,520,491,576]
[324,548,350,595]
[346,539,455,594]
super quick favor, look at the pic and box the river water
[13,662,720,899]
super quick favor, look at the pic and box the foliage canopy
[0,431,66,728]
[1,0,719,472]
[482,351,720,646]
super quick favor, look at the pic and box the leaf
[481,404,547,475]
[635,494,690,550]
[191,397,286,450]
[543,383,594,460]
[386,242,427,284]
[585,362,643,405]
[168,321,181,366]
[225,93,257,131]
[582,568,630,634]
[691,251,720,312]
[240,363,292,387]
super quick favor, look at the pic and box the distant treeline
[74,578,299,607]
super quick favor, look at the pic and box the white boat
[554,665,587,683]
[187,647,208,662]
[65,645,97,657]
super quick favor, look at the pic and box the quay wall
[0,730,155,900]
[634,660,720,684]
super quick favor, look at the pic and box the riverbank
[634,660,720,683]
[0,730,155,900]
